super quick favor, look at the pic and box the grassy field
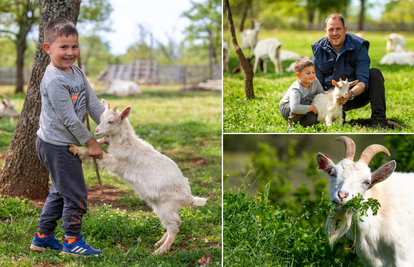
[0,84,222,266]
[223,30,414,133]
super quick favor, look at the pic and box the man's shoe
[62,235,102,256]
[30,232,63,252]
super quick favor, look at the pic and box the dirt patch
[190,157,208,167]
[30,185,152,212]
[0,153,6,161]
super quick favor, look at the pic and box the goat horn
[339,78,342,81]
[335,136,356,161]
[358,144,390,165]
[113,106,118,112]
[346,78,348,81]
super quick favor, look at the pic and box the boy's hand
[309,105,318,115]
[85,138,103,159]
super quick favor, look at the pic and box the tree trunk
[15,32,27,94]
[208,30,213,79]
[358,0,365,32]
[224,0,254,100]
[306,0,316,31]
[0,0,81,199]
[239,0,251,32]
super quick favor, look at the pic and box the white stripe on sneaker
[75,247,84,253]
[71,246,80,252]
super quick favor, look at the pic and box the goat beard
[325,209,353,248]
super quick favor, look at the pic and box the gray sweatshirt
[279,78,324,114]
[37,65,104,146]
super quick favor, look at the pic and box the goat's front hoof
[152,248,167,256]
[68,144,78,155]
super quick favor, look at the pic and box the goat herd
[223,21,414,74]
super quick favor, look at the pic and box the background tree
[358,0,366,31]
[0,0,81,199]
[225,0,254,99]
[182,0,221,79]
[0,0,38,94]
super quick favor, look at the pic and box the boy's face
[43,34,79,73]
[296,66,316,87]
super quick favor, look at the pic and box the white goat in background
[253,38,283,74]
[311,78,358,126]
[241,19,261,58]
[69,100,207,255]
[0,94,20,123]
[386,33,406,53]
[317,136,414,267]
[223,40,230,73]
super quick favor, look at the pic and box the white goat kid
[317,136,414,267]
[223,40,230,73]
[0,94,20,123]
[253,38,283,74]
[69,100,207,255]
[311,78,358,126]
[240,19,261,58]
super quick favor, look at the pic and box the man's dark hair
[325,13,345,28]
[44,18,78,44]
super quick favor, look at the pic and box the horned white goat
[68,100,207,255]
[223,40,230,73]
[0,94,20,123]
[311,78,358,126]
[253,38,283,74]
[386,33,406,53]
[240,19,261,58]
[317,136,414,267]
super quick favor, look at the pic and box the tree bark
[224,0,254,100]
[0,0,81,199]
[358,0,365,32]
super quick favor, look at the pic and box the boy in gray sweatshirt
[279,58,324,130]
[30,18,104,256]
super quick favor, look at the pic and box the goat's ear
[119,106,131,122]
[102,99,109,110]
[349,80,359,87]
[370,160,396,188]
[2,99,7,106]
[316,153,335,174]
[332,80,339,87]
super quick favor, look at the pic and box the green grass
[0,84,222,266]
[223,30,414,133]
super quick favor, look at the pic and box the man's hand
[337,92,351,106]
[85,138,103,159]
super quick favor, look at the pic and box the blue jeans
[35,137,87,238]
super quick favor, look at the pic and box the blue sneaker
[30,232,63,252]
[62,236,102,256]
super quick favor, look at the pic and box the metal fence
[0,67,31,85]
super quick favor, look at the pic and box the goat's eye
[363,181,371,187]
[108,121,113,124]
[329,170,336,178]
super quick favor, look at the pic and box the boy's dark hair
[325,13,345,28]
[44,18,78,44]
[293,58,314,73]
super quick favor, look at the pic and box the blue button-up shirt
[311,33,370,91]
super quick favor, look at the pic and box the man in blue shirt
[311,13,386,128]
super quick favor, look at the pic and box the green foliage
[223,30,414,133]
[382,0,414,22]
[224,184,361,266]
